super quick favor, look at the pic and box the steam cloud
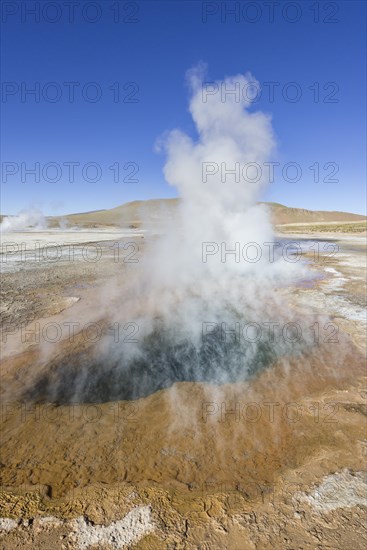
[0,207,48,233]
[68,67,314,402]
[23,67,321,404]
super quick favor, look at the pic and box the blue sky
[1,0,366,215]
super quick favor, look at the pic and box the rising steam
[22,68,317,404]
[0,207,48,233]
[98,67,309,384]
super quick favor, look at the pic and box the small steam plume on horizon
[0,207,48,233]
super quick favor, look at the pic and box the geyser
[20,67,314,404]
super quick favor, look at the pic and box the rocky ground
[0,229,366,549]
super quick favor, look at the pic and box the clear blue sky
[1,0,366,215]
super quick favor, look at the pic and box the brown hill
[2,200,365,229]
[47,199,180,228]
[265,202,366,225]
[47,199,365,229]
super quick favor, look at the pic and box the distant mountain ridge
[2,199,365,229]
[46,199,366,228]
[263,202,366,224]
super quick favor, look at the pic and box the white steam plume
[0,207,48,233]
[87,67,310,396]
[23,68,316,404]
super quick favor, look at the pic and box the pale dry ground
[0,228,366,549]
